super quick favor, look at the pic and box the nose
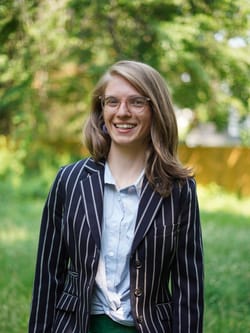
[117,100,130,116]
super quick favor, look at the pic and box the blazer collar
[80,158,163,253]
[84,157,105,174]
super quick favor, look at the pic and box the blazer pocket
[56,292,78,312]
[155,302,172,322]
[63,270,79,295]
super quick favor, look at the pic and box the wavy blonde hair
[84,60,192,196]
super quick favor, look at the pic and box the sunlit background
[0,1,249,332]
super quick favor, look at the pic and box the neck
[107,145,146,189]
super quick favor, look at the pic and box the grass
[198,185,250,332]
[0,178,44,333]
[0,178,250,332]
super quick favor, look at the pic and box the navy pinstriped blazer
[29,157,204,333]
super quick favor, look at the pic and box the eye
[105,96,119,107]
[129,97,146,107]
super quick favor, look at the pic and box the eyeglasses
[99,95,150,113]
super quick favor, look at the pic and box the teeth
[116,124,135,129]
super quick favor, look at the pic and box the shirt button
[128,186,134,193]
[134,288,143,297]
[137,315,143,324]
[135,260,142,269]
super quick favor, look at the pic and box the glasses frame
[99,95,151,113]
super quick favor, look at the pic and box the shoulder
[179,178,199,213]
[52,157,105,192]
[181,177,197,194]
[171,177,197,203]
[60,157,105,179]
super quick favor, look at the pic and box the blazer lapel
[80,159,105,250]
[131,180,163,255]
[79,159,163,254]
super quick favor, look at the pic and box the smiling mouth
[115,124,136,129]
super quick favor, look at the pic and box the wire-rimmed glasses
[99,95,150,113]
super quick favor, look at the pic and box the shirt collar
[104,162,144,196]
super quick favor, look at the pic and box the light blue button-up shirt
[91,163,144,326]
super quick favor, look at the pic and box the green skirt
[89,314,137,333]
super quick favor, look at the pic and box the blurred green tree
[0,0,249,172]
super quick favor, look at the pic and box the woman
[29,60,204,333]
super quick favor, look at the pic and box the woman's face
[103,75,152,152]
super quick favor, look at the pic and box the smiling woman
[85,60,192,196]
[29,60,204,333]
[101,75,152,158]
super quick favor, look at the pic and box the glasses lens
[128,96,148,111]
[101,96,150,112]
[104,96,119,108]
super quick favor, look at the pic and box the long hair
[84,60,192,196]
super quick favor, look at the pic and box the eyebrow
[104,94,145,98]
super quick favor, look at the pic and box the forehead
[105,75,140,96]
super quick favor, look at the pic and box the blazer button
[135,260,142,269]
[134,288,143,297]
[137,315,143,324]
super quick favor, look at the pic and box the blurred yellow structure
[178,145,250,197]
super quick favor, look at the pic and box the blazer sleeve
[171,178,204,333]
[29,168,69,333]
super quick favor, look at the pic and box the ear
[102,123,108,134]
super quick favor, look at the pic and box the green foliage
[0,0,249,177]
